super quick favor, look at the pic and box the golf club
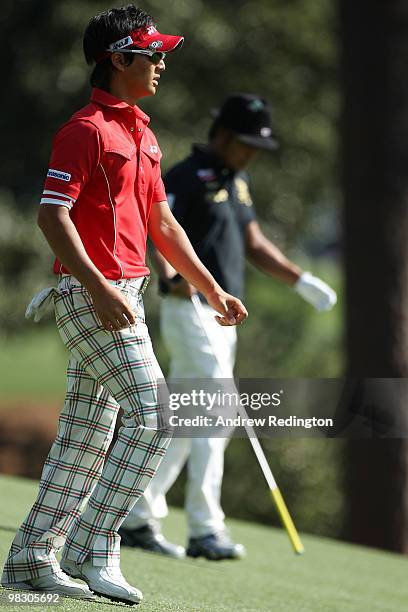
[191,293,305,555]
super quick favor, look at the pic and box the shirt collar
[91,88,150,124]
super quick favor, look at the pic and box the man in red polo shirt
[1,5,247,605]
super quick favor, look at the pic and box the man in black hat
[119,94,337,560]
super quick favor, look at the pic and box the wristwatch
[159,274,183,295]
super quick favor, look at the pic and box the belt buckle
[121,276,149,295]
[139,276,150,294]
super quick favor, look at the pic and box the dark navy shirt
[164,145,256,299]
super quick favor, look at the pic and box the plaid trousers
[2,276,170,584]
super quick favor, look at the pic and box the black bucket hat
[212,93,278,151]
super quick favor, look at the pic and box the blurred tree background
[341,0,408,553]
[0,1,345,540]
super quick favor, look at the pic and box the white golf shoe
[61,559,143,605]
[28,570,96,599]
[1,580,34,591]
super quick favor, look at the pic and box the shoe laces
[55,570,74,582]
[105,567,138,594]
[105,566,127,583]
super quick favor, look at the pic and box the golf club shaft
[190,293,304,554]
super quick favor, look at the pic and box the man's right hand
[36,205,136,331]
[88,283,136,331]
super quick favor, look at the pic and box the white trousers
[123,296,237,537]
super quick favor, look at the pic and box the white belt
[61,275,148,291]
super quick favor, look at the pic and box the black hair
[83,5,156,90]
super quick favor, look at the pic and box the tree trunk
[340,0,408,552]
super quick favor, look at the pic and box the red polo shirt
[41,88,167,279]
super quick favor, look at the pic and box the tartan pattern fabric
[2,277,171,583]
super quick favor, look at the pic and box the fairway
[0,476,407,611]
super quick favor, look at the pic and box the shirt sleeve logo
[47,168,72,182]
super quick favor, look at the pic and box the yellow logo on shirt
[213,189,229,203]
[235,177,253,206]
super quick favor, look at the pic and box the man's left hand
[205,289,248,326]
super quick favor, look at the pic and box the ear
[216,126,234,147]
[110,52,127,72]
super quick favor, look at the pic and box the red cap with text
[97,25,184,62]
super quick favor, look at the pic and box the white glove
[294,272,337,312]
[25,287,59,323]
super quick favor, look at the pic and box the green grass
[0,328,67,402]
[0,475,407,611]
